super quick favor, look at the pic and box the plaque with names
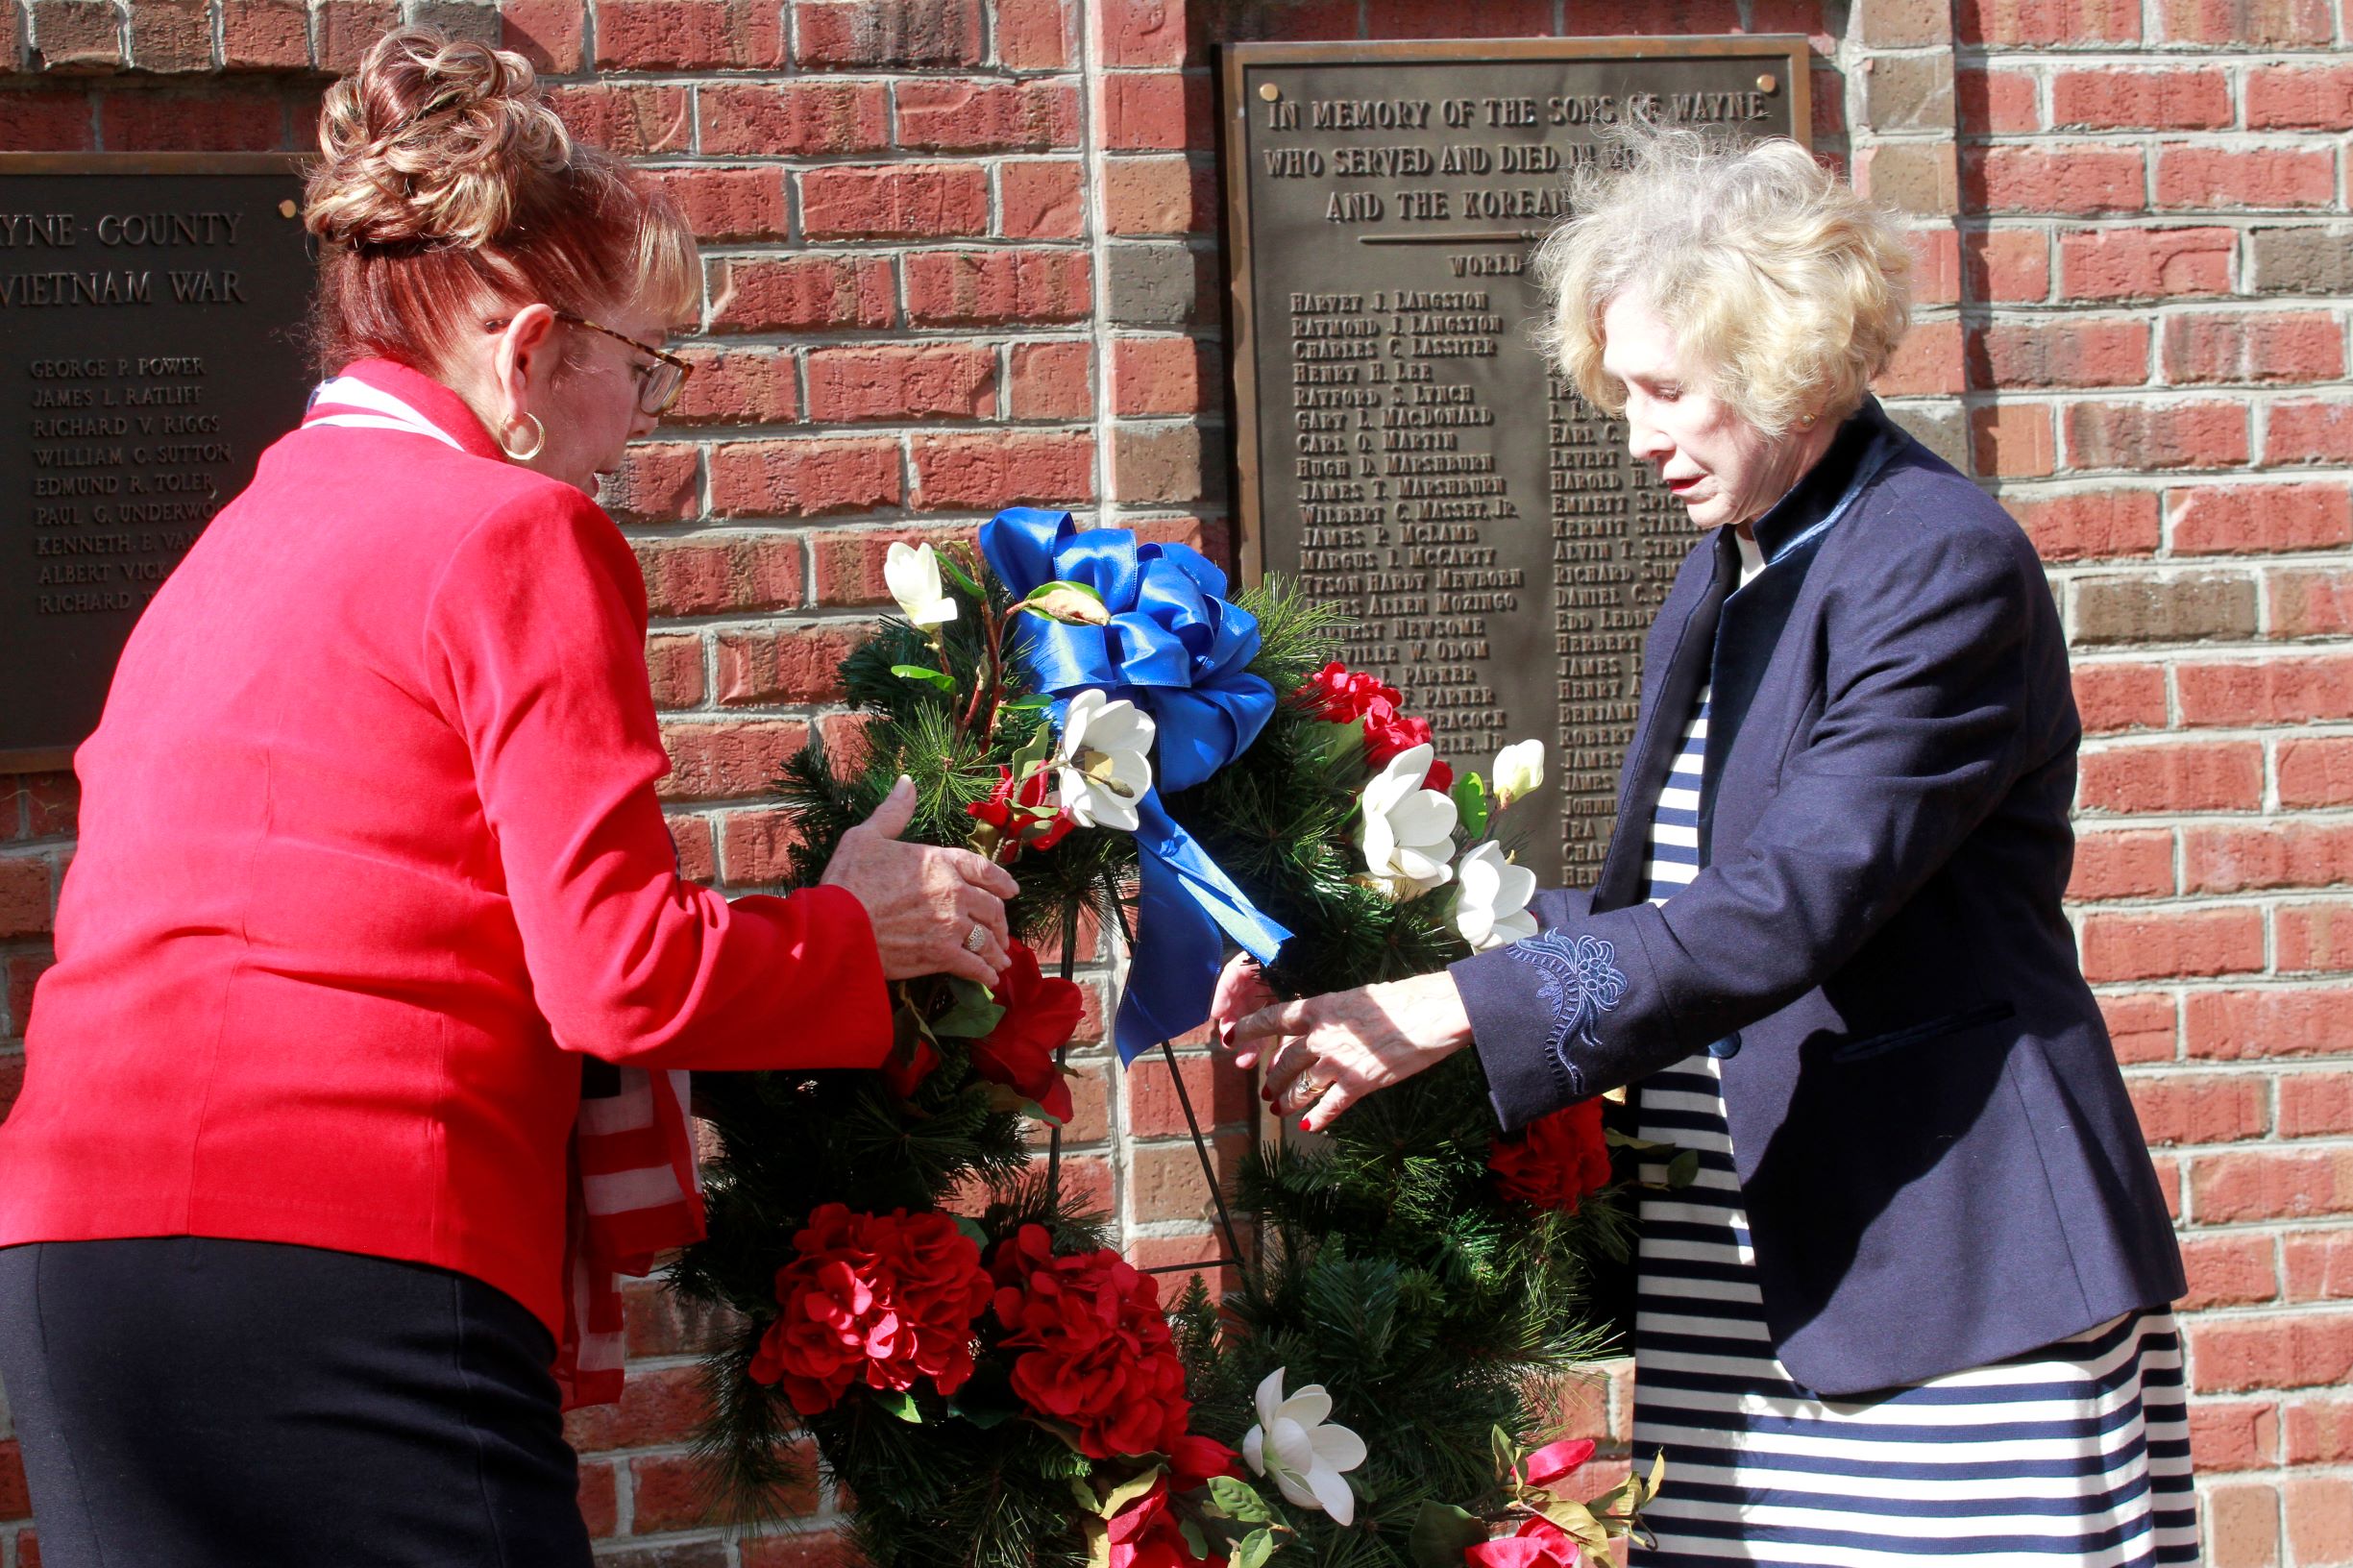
[1222,38,1810,887]
[2,154,313,772]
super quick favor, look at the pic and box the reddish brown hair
[303,27,698,379]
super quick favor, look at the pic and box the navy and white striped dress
[1625,551,2199,1566]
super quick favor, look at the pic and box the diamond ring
[963,923,990,954]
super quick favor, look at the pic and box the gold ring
[963,923,990,954]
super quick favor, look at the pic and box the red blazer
[0,359,892,1335]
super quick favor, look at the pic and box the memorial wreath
[672,508,1660,1568]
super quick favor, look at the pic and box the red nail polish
[1298,1117,1311,1132]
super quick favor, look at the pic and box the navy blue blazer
[1451,399,2185,1398]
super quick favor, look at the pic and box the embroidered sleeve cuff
[1453,929,1629,1134]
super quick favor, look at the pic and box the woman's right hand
[822,777,1019,987]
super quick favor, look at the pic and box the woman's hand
[822,777,1020,987]
[1208,952,1278,1066]
[1226,971,1475,1134]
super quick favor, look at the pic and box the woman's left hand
[1226,972,1475,1134]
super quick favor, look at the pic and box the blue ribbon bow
[980,507,1290,1062]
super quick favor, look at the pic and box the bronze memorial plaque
[1223,38,1810,886]
[2,154,313,772]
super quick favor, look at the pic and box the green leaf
[871,1388,921,1423]
[1093,1464,1166,1519]
[1081,1512,1113,1568]
[1490,1424,1520,1482]
[1023,577,1105,606]
[1233,1528,1277,1568]
[1207,1476,1273,1525]
[932,977,1007,1039]
[1408,1503,1490,1568]
[1452,772,1489,839]
[1665,1149,1700,1189]
[1001,694,1053,713]
[937,550,984,597]
[1011,726,1056,773]
[890,663,955,692]
[954,1214,991,1249]
[1179,1519,1213,1561]
[945,1358,1020,1431]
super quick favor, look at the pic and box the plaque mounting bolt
[1756,73,1778,93]
[1259,83,1281,101]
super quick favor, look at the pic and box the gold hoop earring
[501,413,546,461]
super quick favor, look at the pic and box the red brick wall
[1,1,2346,1564]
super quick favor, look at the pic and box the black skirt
[0,1237,592,1568]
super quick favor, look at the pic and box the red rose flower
[749,1204,993,1416]
[1518,1437,1597,1488]
[990,1225,1193,1458]
[968,766,1074,857]
[1464,1517,1583,1568]
[1361,697,1454,791]
[1107,1476,1227,1568]
[1298,661,1399,723]
[1487,1099,1612,1213]
[968,943,1082,1125]
[1170,1433,1243,1489]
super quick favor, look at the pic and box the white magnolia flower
[1492,739,1545,810]
[1056,689,1154,833]
[1242,1368,1366,1526]
[883,541,958,629]
[1455,841,1539,952]
[1360,744,1458,897]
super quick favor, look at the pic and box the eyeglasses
[482,311,694,416]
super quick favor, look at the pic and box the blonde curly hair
[1532,129,1913,438]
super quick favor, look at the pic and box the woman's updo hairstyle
[304,25,697,376]
[1534,127,1912,439]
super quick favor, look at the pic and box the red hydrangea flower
[748,1204,993,1416]
[1487,1098,1612,1213]
[968,943,1082,1125]
[1298,660,1399,723]
[990,1225,1192,1458]
[1107,1475,1228,1568]
[1464,1517,1583,1568]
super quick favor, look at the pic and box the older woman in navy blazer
[1224,132,2194,1567]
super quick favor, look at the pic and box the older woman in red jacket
[0,29,1009,1568]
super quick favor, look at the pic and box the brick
[2204,1481,2280,1568]
[1123,1050,1256,1139]
[597,0,783,68]
[2172,482,2353,556]
[1857,142,1960,217]
[2014,490,2161,561]
[807,527,980,608]
[742,1530,860,1568]
[1111,335,1207,416]
[2053,69,2231,132]
[313,0,400,73]
[1882,56,1969,133]
[1092,0,1189,63]
[2072,573,2257,645]
[2179,1231,2281,1306]
[2065,401,2247,471]
[2263,671,2353,776]
[636,536,804,618]
[646,634,706,710]
[910,431,1093,509]
[547,84,691,155]
[635,1447,817,1531]
[699,83,889,159]
[2248,225,2353,297]
[718,808,805,886]
[2058,226,2235,302]
[21,773,78,839]
[715,621,864,703]
[1129,1132,1250,1224]
[1007,340,1091,420]
[2183,819,2353,890]
[499,0,586,72]
[563,1363,713,1454]
[670,811,719,884]
[1965,146,2145,216]
[2281,1071,2353,1139]
[709,256,895,334]
[1000,159,1085,238]
[896,80,1079,152]
[806,344,996,423]
[1096,72,1210,152]
[624,1277,740,1358]
[1971,319,2150,389]
[2191,1400,2281,1471]
[2187,985,2353,1059]
[125,0,210,70]
[2180,655,2353,728]
[658,720,813,804]
[577,1460,618,1537]
[2285,1235,2353,1303]
[1963,229,2050,304]
[2129,1073,2269,1145]
[1884,404,1971,471]
[2271,568,2353,638]
[1959,0,2141,41]
[2192,1149,2353,1226]
[1103,154,1205,235]
[2070,829,2175,899]
[800,164,990,240]
[2163,310,2344,385]
[995,0,1075,66]
[1908,226,1963,307]
[1110,423,1204,503]
[1368,0,1561,33]
[2265,399,2353,465]
[100,89,285,152]
[2079,907,2264,982]
[666,348,797,428]
[1873,318,1967,398]
[2100,992,2179,1064]
[601,442,699,526]
[794,0,982,66]
[1863,0,1954,43]
[1104,243,1207,325]
[6,954,55,1039]
[709,440,901,519]
[2247,64,2353,131]
[0,90,95,150]
[2157,0,2333,42]
[1971,403,2054,477]
[30,0,122,69]
[217,0,312,70]
[407,3,500,45]
[2287,1397,2353,1462]
[2158,146,2338,212]
[0,858,52,940]
[2080,740,2263,811]
[2072,661,2169,734]
[2277,902,2353,974]
[2285,1477,2353,1566]
[904,249,1091,326]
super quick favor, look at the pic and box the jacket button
[1707,1031,1742,1059]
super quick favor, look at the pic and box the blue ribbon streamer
[980,507,1290,1062]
